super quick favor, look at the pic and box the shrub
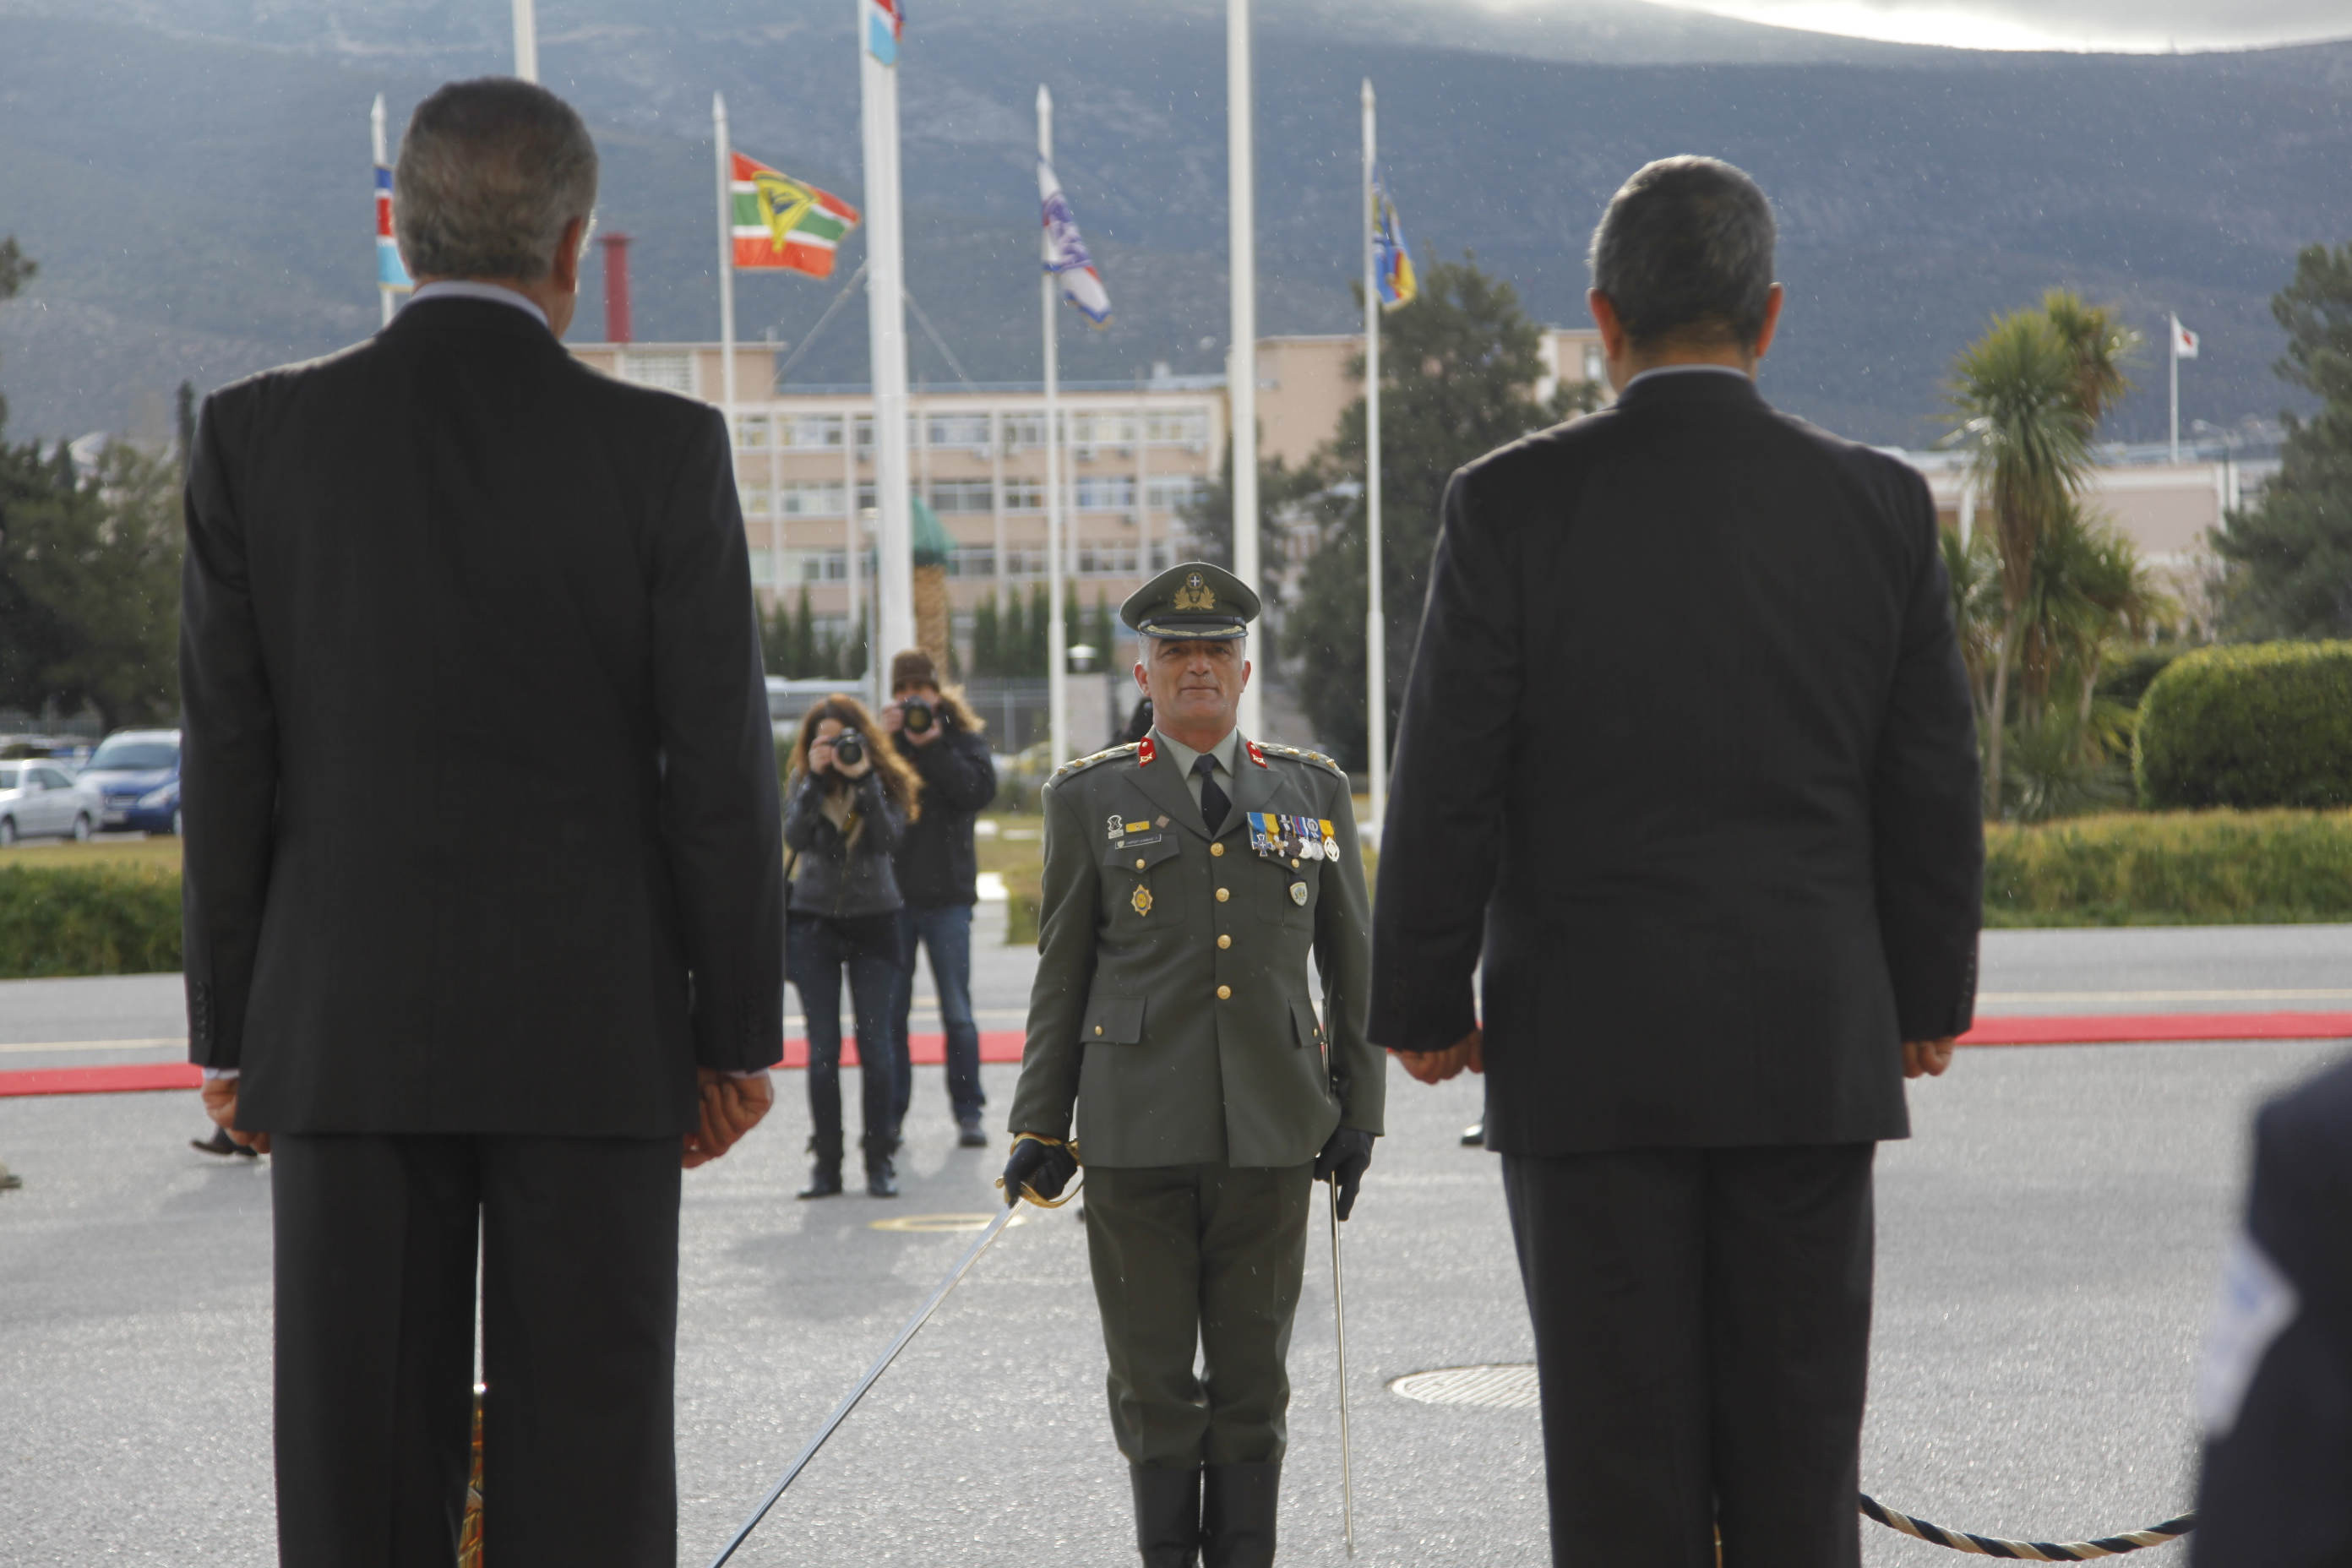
[0,863,182,977]
[2136,640,2352,808]
[1984,808,2352,926]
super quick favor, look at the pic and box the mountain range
[0,0,2347,448]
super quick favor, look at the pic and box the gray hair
[395,79,598,280]
[1587,156,1776,350]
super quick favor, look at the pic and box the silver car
[0,760,98,845]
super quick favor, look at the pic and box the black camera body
[831,730,866,769]
[901,696,936,735]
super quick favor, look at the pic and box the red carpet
[3,1017,2345,1098]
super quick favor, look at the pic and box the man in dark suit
[1370,156,1983,1567]
[2192,1055,2352,1567]
[183,79,787,1565]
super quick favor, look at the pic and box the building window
[619,351,693,394]
[738,480,770,517]
[749,553,776,585]
[1069,412,1137,447]
[1002,477,1044,512]
[1146,476,1207,513]
[1075,476,1135,512]
[930,480,994,514]
[948,547,996,578]
[1077,544,1141,576]
[927,413,991,449]
[1000,415,1045,450]
[855,482,877,513]
[735,414,769,450]
[787,549,851,583]
[1144,410,1211,447]
[781,481,847,517]
[785,415,845,449]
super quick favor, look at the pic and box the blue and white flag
[1038,159,1111,327]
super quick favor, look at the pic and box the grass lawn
[0,836,182,872]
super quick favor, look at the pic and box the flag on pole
[375,165,413,291]
[1372,171,1415,310]
[729,153,862,279]
[1038,159,1110,326]
[2172,316,2200,360]
[866,0,904,64]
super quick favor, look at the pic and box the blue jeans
[888,903,984,1130]
[787,911,902,1154]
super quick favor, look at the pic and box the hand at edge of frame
[683,1067,776,1168]
[199,1075,270,1156]
[1391,1029,1483,1086]
[1903,1037,1957,1080]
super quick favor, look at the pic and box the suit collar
[1613,366,1766,414]
[381,293,562,347]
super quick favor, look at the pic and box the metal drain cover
[1389,1364,1539,1409]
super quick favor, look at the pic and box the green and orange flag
[730,152,860,278]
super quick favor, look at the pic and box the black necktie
[1194,753,1230,836]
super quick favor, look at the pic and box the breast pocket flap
[1081,995,1147,1045]
[1106,834,1184,871]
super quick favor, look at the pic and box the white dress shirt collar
[403,280,551,331]
[1620,362,1752,396]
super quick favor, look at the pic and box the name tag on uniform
[1115,832,1166,851]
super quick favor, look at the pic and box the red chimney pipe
[599,231,633,345]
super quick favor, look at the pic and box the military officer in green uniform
[1001,561,1382,1568]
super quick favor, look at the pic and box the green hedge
[2137,641,2352,809]
[0,863,183,978]
[1985,808,2352,927]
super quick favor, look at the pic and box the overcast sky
[1481,0,2352,51]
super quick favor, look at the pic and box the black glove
[1314,1127,1375,1221]
[1000,1136,1077,1207]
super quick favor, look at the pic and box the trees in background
[2211,242,2352,640]
[1285,259,1598,768]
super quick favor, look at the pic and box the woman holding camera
[783,696,922,1198]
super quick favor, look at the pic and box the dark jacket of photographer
[783,770,907,920]
[891,721,997,906]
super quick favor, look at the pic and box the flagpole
[512,0,538,82]
[1362,78,1386,842]
[861,0,917,695]
[715,94,738,435]
[2168,313,2180,464]
[1040,84,1070,767]
[373,95,396,329]
[1228,0,1262,739]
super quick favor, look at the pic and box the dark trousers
[887,901,985,1128]
[788,910,901,1151]
[1501,1143,1876,1568]
[270,1132,681,1568]
[1083,1161,1315,1468]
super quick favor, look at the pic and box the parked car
[0,759,98,845]
[79,728,182,836]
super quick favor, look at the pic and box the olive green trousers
[1083,1160,1315,1469]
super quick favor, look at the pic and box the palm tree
[2040,291,2140,428]
[1948,310,2093,810]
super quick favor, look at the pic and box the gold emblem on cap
[1173,572,1217,612]
[1131,885,1153,917]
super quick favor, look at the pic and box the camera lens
[902,697,934,734]
[833,731,865,768]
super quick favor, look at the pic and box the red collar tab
[1135,737,1157,766]
[1245,740,1269,769]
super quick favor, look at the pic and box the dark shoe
[0,1161,20,1191]
[798,1136,844,1200]
[956,1116,988,1149]
[862,1134,899,1199]
[1200,1462,1279,1568]
[191,1127,256,1158]
[1461,1121,1485,1146]
[1130,1464,1201,1568]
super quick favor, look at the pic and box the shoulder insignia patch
[1048,742,1141,787]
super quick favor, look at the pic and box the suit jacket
[1007,732,1380,1168]
[1369,369,1981,1155]
[181,296,786,1137]
[2193,1057,2352,1567]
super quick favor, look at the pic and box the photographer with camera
[784,695,923,1198]
[879,651,999,1149]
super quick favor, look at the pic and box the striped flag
[1038,159,1110,326]
[375,165,412,291]
[730,153,861,279]
[866,0,904,64]
[1372,171,1415,310]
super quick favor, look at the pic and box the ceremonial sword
[705,1200,1024,1568]
[1329,1179,1357,1557]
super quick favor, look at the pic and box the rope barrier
[1860,1494,2195,1559]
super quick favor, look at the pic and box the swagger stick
[705,1202,1020,1568]
[1329,1180,1357,1556]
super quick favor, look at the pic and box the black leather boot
[797,1136,843,1200]
[1130,1465,1201,1568]
[1200,1462,1280,1568]
[862,1133,899,1198]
